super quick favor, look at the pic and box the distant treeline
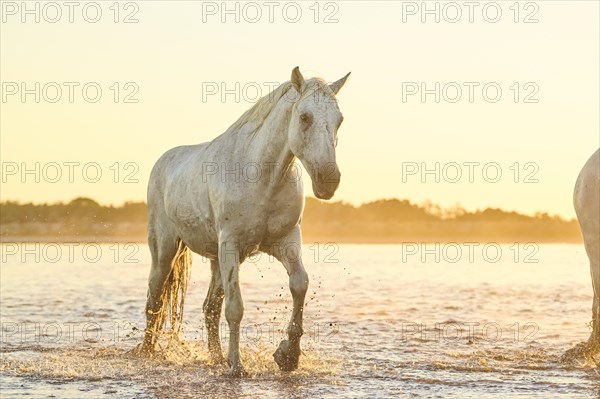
[0,197,582,243]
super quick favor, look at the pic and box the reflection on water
[1,243,598,398]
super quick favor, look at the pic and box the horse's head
[287,67,350,200]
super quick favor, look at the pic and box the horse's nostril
[315,170,323,184]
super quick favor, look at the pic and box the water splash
[0,342,341,383]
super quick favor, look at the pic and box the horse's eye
[300,112,313,125]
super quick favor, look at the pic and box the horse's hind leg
[141,226,179,352]
[588,250,600,347]
[581,205,600,347]
[203,259,225,363]
[591,292,599,345]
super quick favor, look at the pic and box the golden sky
[1,1,598,218]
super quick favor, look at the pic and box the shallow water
[1,243,598,398]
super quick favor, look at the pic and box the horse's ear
[330,72,351,95]
[291,66,305,93]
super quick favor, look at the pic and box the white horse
[569,148,600,357]
[141,67,350,376]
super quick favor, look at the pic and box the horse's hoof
[225,356,248,377]
[209,353,227,366]
[562,340,599,363]
[273,340,300,372]
[133,340,155,357]
[227,365,248,378]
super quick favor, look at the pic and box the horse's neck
[245,97,295,181]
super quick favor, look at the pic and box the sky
[1,1,599,219]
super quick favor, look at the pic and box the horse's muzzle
[311,168,341,200]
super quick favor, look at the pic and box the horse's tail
[156,239,192,339]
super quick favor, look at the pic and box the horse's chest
[214,196,302,245]
[264,198,303,240]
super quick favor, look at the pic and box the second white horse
[573,149,600,353]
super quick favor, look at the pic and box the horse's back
[574,149,600,265]
[147,142,221,255]
[148,143,209,199]
[147,143,212,225]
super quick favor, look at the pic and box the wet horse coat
[574,148,600,349]
[141,67,350,376]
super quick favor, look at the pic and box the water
[1,243,598,398]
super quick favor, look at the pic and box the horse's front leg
[218,236,246,377]
[271,227,309,371]
[203,259,225,364]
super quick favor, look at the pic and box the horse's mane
[224,78,332,136]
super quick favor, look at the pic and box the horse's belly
[166,200,218,259]
[178,221,218,260]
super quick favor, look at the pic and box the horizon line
[0,195,577,222]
